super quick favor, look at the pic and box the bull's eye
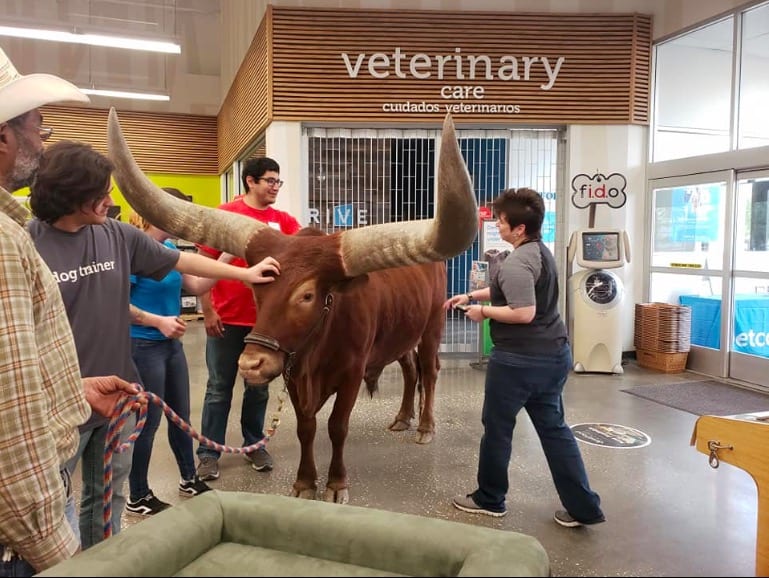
[302,292,314,302]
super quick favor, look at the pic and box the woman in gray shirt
[444,188,605,527]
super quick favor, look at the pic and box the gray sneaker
[244,446,273,472]
[196,456,219,481]
[452,493,507,518]
[553,509,606,528]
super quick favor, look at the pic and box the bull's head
[108,108,476,412]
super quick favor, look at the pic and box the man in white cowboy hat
[0,46,144,576]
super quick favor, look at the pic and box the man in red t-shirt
[195,157,300,481]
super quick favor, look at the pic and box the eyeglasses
[258,177,284,188]
[37,126,53,141]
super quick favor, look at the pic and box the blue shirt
[130,240,183,341]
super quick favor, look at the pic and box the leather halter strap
[243,293,334,378]
[243,332,291,355]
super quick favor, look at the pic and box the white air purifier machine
[567,229,631,374]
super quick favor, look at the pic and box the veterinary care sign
[268,8,652,124]
[342,48,564,116]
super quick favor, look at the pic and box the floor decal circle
[571,422,651,448]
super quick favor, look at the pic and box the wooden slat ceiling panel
[40,105,217,174]
[218,12,271,171]
[270,8,652,126]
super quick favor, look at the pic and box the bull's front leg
[323,386,358,504]
[292,409,319,500]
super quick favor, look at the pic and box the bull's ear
[333,275,370,294]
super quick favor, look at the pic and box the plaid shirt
[0,188,89,571]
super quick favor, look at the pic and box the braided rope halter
[101,384,288,539]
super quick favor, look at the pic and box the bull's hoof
[388,418,411,432]
[291,487,318,500]
[323,487,349,504]
[415,430,434,444]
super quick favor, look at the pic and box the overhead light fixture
[0,25,181,54]
[80,87,170,102]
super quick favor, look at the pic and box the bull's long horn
[339,114,477,277]
[107,107,264,258]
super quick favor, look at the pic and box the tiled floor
[99,321,759,576]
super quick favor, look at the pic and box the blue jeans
[130,338,195,500]
[196,324,269,460]
[64,492,78,538]
[65,415,134,549]
[472,344,604,522]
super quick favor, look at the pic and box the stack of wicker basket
[634,302,692,373]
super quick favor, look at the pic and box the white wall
[265,121,305,221]
[567,124,648,351]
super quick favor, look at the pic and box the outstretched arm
[176,252,281,295]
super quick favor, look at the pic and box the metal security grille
[307,129,437,231]
[509,130,561,254]
[305,127,562,353]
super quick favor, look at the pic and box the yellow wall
[14,173,221,221]
[117,173,221,221]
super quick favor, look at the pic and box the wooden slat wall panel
[631,14,652,124]
[220,0,270,101]
[218,11,272,171]
[40,105,217,174]
[269,8,652,126]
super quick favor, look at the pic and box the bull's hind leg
[387,350,419,432]
[414,323,442,445]
[323,385,359,504]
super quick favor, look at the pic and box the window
[738,2,769,150]
[652,17,734,162]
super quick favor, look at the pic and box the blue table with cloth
[679,294,769,357]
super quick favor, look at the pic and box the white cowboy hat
[0,46,89,124]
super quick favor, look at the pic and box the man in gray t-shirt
[27,143,179,548]
[29,139,281,548]
[30,216,177,546]
[29,140,280,548]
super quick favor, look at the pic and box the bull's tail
[399,349,423,413]
[363,349,422,401]
[363,367,383,398]
[415,351,424,416]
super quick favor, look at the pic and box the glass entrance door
[648,172,730,378]
[649,170,769,390]
[730,171,769,387]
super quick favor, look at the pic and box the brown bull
[107,109,477,503]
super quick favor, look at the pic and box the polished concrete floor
[106,320,759,577]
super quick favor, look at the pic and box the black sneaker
[179,477,212,498]
[554,510,606,528]
[125,491,171,517]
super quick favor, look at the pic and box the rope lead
[102,385,287,539]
